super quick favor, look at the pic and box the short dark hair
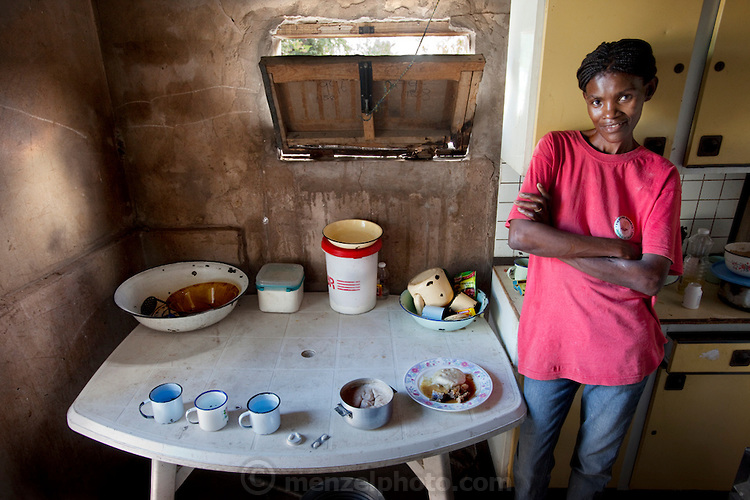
[576,38,657,91]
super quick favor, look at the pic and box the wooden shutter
[259,55,485,158]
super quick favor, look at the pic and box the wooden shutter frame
[259,54,485,159]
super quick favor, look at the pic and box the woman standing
[506,39,683,499]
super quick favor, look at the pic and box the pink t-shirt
[506,131,683,385]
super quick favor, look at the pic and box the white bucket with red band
[321,237,381,314]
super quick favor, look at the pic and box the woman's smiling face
[583,71,657,154]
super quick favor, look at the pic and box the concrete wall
[0,1,146,498]
[0,0,509,496]
[94,0,509,292]
[0,1,132,293]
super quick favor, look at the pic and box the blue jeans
[513,376,649,500]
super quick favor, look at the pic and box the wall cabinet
[501,0,749,174]
[684,0,750,166]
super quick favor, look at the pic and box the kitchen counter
[654,280,750,325]
[489,265,750,365]
[488,265,750,491]
[493,265,750,325]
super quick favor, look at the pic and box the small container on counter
[376,261,389,299]
[335,378,395,430]
[682,282,703,309]
[255,263,305,313]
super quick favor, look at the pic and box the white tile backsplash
[494,169,747,258]
[722,179,745,199]
[712,218,734,239]
[498,182,522,202]
[717,199,738,218]
[495,221,509,240]
[700,180,724,199]
[696,200,719,219]
[681,180,703,200]
[500,164,522,183]
[680,200,698,220]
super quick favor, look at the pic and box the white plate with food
[404,358,492,412]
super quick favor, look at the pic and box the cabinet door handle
[664,373,686,390]
[696,135,722,156]
[730,350,750,367]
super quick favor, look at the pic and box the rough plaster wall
[0,237,147,499]
[0,0,509,496]
[95,0,510,293]
[0,1,143,497]
[0,0,132,295]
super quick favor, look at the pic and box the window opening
[262,10,482,160]
[279,35,471,57]
[273,10,474,57]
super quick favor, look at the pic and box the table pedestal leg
[407,454,454,500]
[150,459,194,500]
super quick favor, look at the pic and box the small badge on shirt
[615,215,635,240]
[613,216,634,240]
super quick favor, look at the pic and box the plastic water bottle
[678,228,713,293]
[376,262,389,299]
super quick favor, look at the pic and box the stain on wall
[0,0,509,496]
[0,1,142,497]
[0,1,131,295]
[94,0,509,292]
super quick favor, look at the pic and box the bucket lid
[256,263,305,289]
[322,237,381,258]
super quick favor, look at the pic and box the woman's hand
[560,253,671,296]
[514,183,550,223]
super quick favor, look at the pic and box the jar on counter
[376,262,389,299]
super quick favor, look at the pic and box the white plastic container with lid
[322,237,381,314]
[255,263,305,313]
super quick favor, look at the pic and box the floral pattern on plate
[404,357,492,412]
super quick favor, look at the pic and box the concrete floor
[83,441,732,500]
[175,470,731,500]
[173,443,495,499]
[167,441,731,500]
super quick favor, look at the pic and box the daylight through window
[275,20,473,56]
[279,35,471,56]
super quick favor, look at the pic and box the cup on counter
[450,292,478,314]
[682,282,703,309]
[239,392,281,435]
[186,390,229,431]
[421,305,449,320]
[506,258,529,281]
[407,268,454,315]
[139,382,184,424]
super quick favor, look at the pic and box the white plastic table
[68,293,525,499]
